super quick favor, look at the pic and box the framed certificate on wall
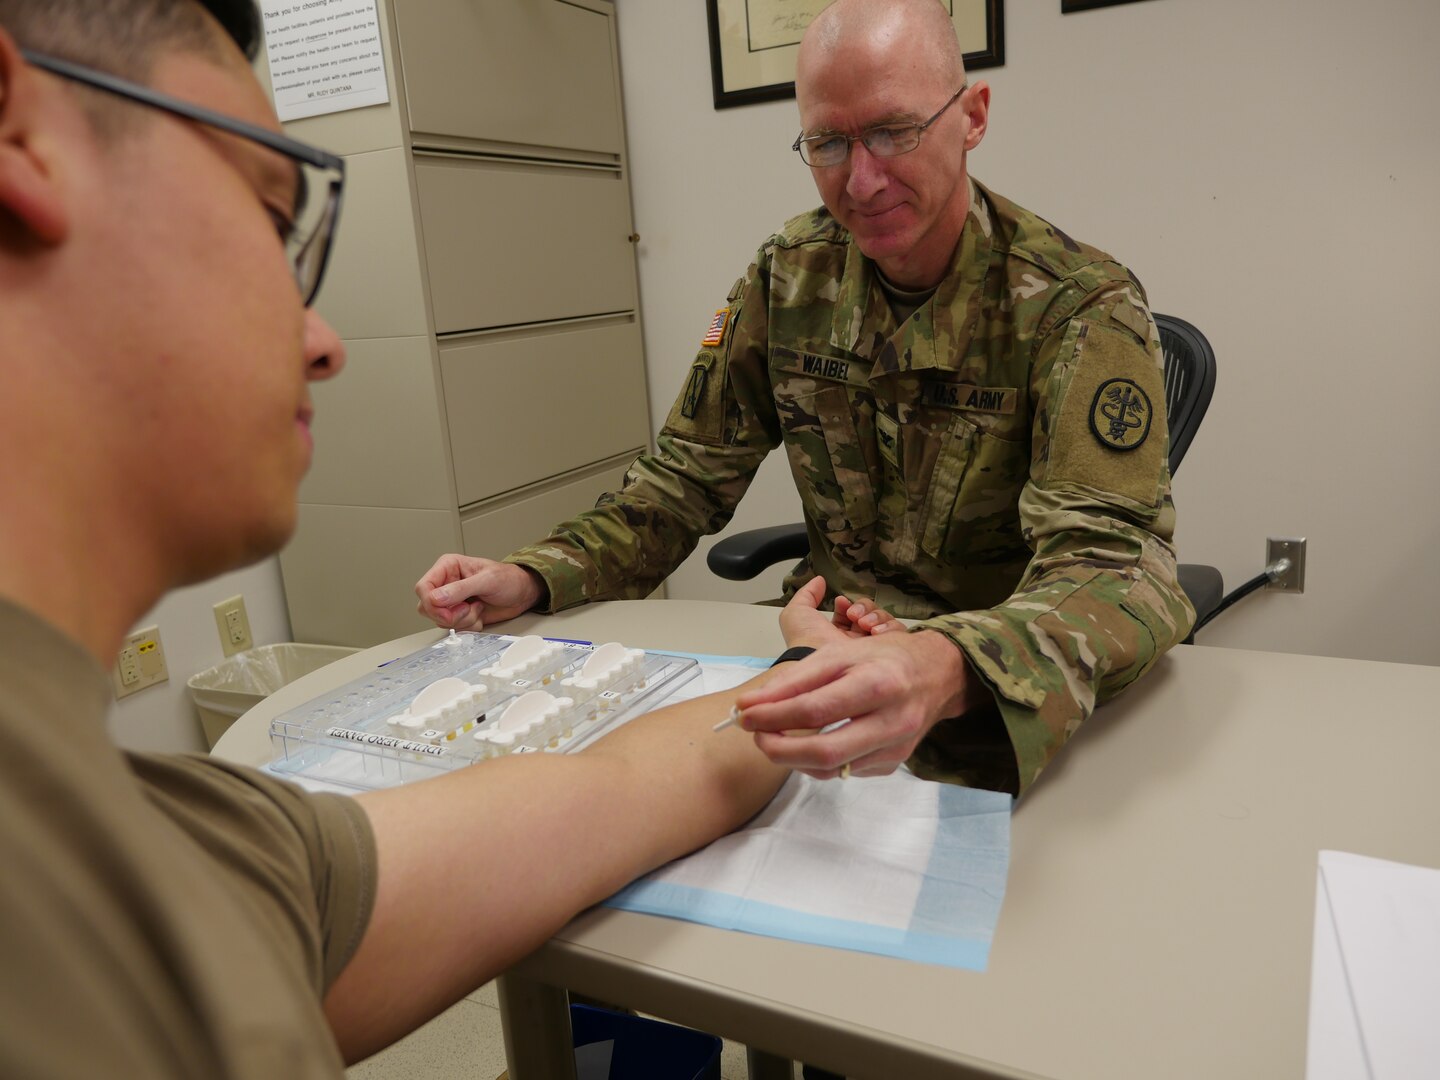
[706,0,1005,109]
[1062,0,1157,11]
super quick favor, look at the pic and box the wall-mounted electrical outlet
[1266,537,1307,593]
[113,625,168,699]
[213,594,253,656]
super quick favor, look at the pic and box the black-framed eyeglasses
[21,50,344,307]
[792,84,969,169]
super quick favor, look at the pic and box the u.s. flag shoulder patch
[700,308,730,347]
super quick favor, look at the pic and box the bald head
[797,0,965,104]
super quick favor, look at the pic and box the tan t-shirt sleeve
[127,753,377,992]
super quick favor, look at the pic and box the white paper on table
[1306,850,1440,1080]
[606,767,1011,970]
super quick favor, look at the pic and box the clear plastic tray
[267,631,699,790]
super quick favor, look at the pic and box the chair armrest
[706,523,809,581]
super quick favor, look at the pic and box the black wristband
[770,646,816,667]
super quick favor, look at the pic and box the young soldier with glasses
[0,2,868,1073]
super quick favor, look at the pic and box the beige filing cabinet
[258,0,654,647]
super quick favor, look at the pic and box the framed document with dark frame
[706,0,1005,110]
[1061,0,1156,12]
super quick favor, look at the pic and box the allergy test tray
[267,631,699,791]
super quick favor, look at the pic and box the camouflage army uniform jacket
[509,179,1195,793]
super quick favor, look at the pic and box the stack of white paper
[1307,850,1440,1079]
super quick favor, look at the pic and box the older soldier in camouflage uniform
[417,0,1194,796]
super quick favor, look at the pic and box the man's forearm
[924,527,1193,791]
[324,677,787,1062]
[507,436,765,611]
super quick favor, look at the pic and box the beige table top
[214,600,1440,1079]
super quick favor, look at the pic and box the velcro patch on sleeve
[665,349,728,443]
[1044,321,1167,509]
[1109,295,1154,342]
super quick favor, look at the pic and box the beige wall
[108,562,291,753]
[616,0,1440,665]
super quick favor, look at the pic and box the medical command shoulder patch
[1089,378,1152,451]
[700,309,730,347]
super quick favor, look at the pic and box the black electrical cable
[1192,571,1270,635]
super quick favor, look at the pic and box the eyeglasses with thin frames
[793,84,969,168]
[20,49,344,307]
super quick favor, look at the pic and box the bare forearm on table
[322,678,788,1062]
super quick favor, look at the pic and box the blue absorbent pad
[605,769,1012,971]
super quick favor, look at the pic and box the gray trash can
[188,643,357,750]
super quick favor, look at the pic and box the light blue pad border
[606,783,1012,971]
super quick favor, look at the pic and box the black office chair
[706,313,1222,636]
[1155,315,1221,638]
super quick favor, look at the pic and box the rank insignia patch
[1089,378,1152,451]
[700,309,730,347]
[680,355,713,419]
[875,411,901,469]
